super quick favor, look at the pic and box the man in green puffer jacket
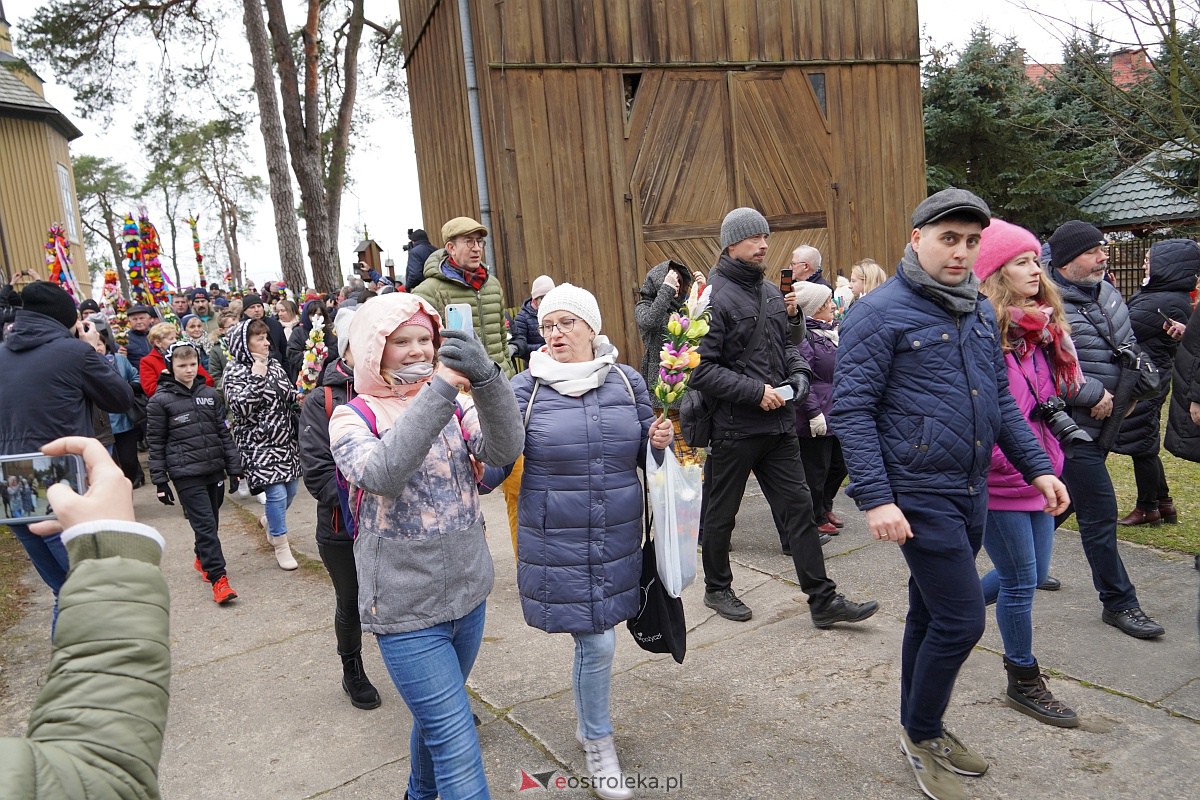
[413,216,515,378]
[0,436,171,800]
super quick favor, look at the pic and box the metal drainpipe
[456,0,495,272]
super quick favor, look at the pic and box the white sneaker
[581,734,633,800]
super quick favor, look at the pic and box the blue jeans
[263,480,298,538]
[1056,440,1139,611]
[11,523,70,594]
[980,510,1055,667]
[896,492,987,743]
[572,628,616,740]
[376,601,489,800]
[10,524,69,629]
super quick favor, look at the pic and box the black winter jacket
[298,358,355,544]
[690,255,811,439]
[146,373,242,487]
[0,311,134,455]
[1165,299,1200,462]
[1050,268,1143,439]
[1114,239,1200,456]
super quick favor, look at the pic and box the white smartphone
[0,453,87,526]
[444,303,474,336]
[774,385,795,402]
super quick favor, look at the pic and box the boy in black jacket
[147,342,244,604]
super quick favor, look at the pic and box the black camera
[1031,396,1092,455]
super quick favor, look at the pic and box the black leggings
[317,539,362,656]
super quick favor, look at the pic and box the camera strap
[1014,352,1046,404]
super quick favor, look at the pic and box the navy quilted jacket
[831,270,1052,511]
[512,365,653,634]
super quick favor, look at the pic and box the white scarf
[528,336,618,397]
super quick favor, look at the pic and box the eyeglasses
[539,318,578,335]
[458,237,485,249]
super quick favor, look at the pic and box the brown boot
[1158,498,1178,524]
[1117,507,1161,526]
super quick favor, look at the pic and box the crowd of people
[2,197,1200,800]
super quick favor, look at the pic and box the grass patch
[1061,404,1200,555]
[0,527,32,635]
[1104,447,1200,554]
[0,526,34,707]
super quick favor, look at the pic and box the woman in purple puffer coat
[793,282,841,538]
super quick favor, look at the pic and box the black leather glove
[792,373,811,407]
[438,328,499,385]
[156,484,175,506]
[228,476,240,494]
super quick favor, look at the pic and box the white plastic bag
[646,443,701,597]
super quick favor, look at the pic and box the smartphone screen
[0,453,86,526]
[444,304,474,335]
[780,268,794,295]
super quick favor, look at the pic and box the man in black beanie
[239,292,287,363]
[1048,220,1165,640]
[0,281,134,616]
[690,206,878,628]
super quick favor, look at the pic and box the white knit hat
[793,282,832,318]
[334,306,358,358]
[530,274,555,300]
[537,282,601,335]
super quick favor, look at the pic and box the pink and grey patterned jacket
[329,294,523,635]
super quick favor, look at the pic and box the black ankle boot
[340,650,382,710]
[1004,658,1078,728]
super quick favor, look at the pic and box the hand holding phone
[26,437,133,536]
[444,304,475,337]
[1,440,103,532]
[780,267,794,295]
[1159,309,1186,340]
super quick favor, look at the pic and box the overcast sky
[2,0,1150,288]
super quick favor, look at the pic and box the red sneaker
[212,576,238,605]
[194,557,210,583]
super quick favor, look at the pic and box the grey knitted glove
[438,329,499,385]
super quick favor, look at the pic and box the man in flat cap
[412,216,513,377]
[1048,220,1164,640]
[832,188,1068,800]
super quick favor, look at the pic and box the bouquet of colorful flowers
[295,326,328,400]
[653,279,710,407]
